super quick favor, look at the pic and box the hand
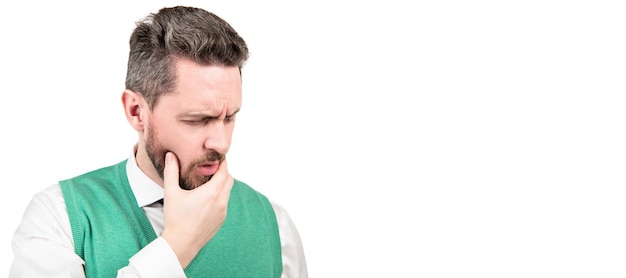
[160,152,234,268]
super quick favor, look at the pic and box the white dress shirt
[10,153,308,277]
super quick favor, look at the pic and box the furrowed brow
[181,108,240,118]
[228,108,241,117]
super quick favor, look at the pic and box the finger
[209,159,230,187]
[163,152,180,195]
[197,159,232,193]
[214,160,234,194]
[214,159,228,177]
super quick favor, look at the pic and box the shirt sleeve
[271,201,309,278]
[118,237,186,277]
[10,184,86,278]
[9,184,186,278]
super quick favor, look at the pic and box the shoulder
[60,160,127,185]
[33,183,66,207]
[16,183,72,238]
[27,183,68,220]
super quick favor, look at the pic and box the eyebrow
[225,109,240,117]
[181,108,241,118]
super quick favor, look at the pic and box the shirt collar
[126,149,164,207]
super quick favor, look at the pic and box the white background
[1,0,625,277]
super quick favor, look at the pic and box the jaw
[134,141,165,187]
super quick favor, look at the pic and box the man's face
[144,59,242,190]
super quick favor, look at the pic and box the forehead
[156,59,242,112]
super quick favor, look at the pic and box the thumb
[163,152,180,195]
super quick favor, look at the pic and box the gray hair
[125,6,249,108]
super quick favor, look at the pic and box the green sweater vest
[59,160,282,277]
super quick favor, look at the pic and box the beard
[145,122,225,190]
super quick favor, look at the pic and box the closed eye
[224,114,236,123]
[183,117,213,125]
[224,109,240,124]
[181,109,239,126]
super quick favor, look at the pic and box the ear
[121,89,148,132]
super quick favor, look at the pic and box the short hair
[125,6,249,109]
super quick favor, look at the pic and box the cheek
[163,130,206,163]
[225,126,235,145]
[151,122,191,154]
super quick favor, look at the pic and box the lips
[196,162,219,176]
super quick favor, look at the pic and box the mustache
[191,150,225,165]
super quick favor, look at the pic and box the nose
[203,121,231,155]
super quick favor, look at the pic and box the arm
[10,185,86,278]
[272,202,309,278]
[9,184,186,278]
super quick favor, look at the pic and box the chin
[180,174,213,190]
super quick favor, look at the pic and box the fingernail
[166,152,172,163]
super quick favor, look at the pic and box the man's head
[126,6,249,109]
[122,6,248,189]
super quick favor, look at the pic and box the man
[10,6,307,277]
